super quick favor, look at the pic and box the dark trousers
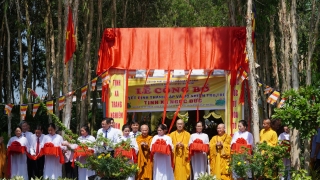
[27,157,33,180]
[28,156,45,179]
[314,159,320,171]
[65,161,78,179]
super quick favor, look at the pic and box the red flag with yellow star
[65,6,76,64]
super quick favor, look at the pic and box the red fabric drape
[231,138,252,154]
[40,143,65,164]
[7,142,65,176]
[96,27,247,131]
[72,146,94,167]
[162,70,171,124]
[189,139,209,160]
[7,142,26,177]
[96,27,246,73]
[168,70,192,133]
[150,139,173,168]
[114,147,138,163]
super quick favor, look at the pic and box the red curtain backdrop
[96,27,246,74]
[96,27,247,130]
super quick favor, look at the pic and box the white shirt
[62,141,78,162]
[97,127,120,151]
[7,136,29,150]
[231,131,254,146]
[129,131,141,139]
[117,135,139,154]
[22,131,33,148]
[150,135,173,151]
[78,135,96,143]
[188,132,209,145]
[30,134,47,155]
[43,134,63,147]
[278,132,290,141]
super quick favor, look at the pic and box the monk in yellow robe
[169,119,191,180]
[260,119,278,146]
[209,123,232,180]
[136,125,153,180]
[0,136,6,178]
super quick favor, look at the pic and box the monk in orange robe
[136,125,153,180]
[169,119,191,180]
[209,123,232,180]
[260,119,278,146]
[0,136,7,178]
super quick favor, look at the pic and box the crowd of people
[0,118,292,180]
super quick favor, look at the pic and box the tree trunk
[62,0,73,129]
[246,0,260,143]
[306,0,320,85]
[80,0,94,127]
[112,0,117,28]
[122,0,128,27]
[269,15,279,90]
[86,0,94,124]
[4,5,12,136]
[0,19,4,103]
[279,0,289,92]
[15,0,24,105]
[236,0,244,26]
[54,0,63,116]
[91,0,103,134]
[263,32,272,118]
[290,0,300,170]
[305,0,320,172]
[227,0,236,26]
[45,0,52,122]
[24,0,33,94]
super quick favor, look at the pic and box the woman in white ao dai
[77,125,96,180]
[189,121,210,180]
[43,123,64,179]
[7,126,29,179]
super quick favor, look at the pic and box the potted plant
[249,142,290,180]
[77,135,139,180]
[197,173,218,180]
[230,152,250,180]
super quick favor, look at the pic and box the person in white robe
[7,126,29,179]
[117,124,138,180]
[30,125,47,178]
[77,125,96,180]
[43,123,64,179]
[150,124,174,180]
[20,121,34,179]
[278,126,290,180]
[62,138,78,179]
[231,120,253,179]
[189,121,209,180]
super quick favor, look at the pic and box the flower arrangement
[230,151,250,179]
[197,173,218,180]
[76,135,139,180]
[248,142,290,179]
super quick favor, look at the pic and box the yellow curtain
[203,111,225,122]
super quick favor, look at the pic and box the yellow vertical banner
[108,73,126,130]
[226,73,243,135]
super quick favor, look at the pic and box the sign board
[127,76,226,112]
